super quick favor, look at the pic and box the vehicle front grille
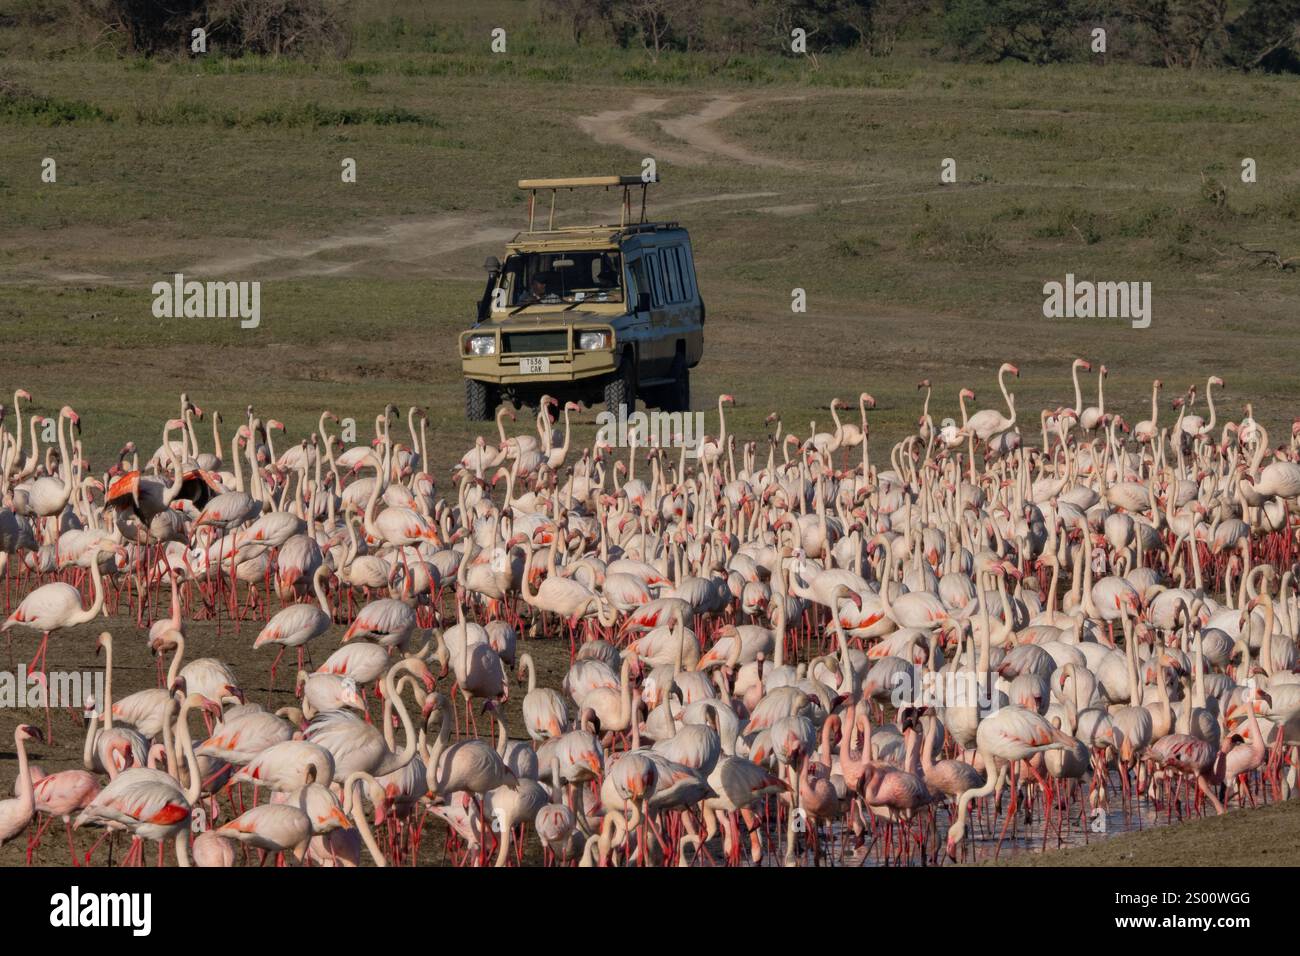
[502,331,569,354]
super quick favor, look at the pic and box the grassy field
[1,1,1300,865]
[2,6,1299,467]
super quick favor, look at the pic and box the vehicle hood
[477,309,609,328]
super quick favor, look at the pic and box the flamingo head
[16,724,44,744]
[720,394,735,405]
[190,694,223,721]
[945,830,962,862]
[1077,359,1092,372]
[150,629,181,656]
[960,388,976,400]
[917,379,931,389]
[406,659,435,692]
[862,393,876,409]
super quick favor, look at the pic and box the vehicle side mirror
[636,292,651,313]
[483,256,501,275]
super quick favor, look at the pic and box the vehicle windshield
[497,251,624,309]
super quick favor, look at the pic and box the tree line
[22,0,1300,70]
[550,0,1300,71]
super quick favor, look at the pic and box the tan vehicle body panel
[460,223,703,389]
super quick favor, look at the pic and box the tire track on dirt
[573,96,697,166]
[186,216,520,279]
[656,95,802,170]
[576,94,804,170]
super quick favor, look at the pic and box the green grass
[0,3,1297,470]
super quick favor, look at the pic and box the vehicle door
[652,243,694,369]
[670,240,704,365]
[647,246,685,376]
[625,248,666,376]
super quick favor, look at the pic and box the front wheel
[603,355,636,415]
[465,379,497,421]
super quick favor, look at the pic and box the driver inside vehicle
[515,274,550,304]
[595,255,619,290]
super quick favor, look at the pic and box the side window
[663,247,682,302]
[500,260,525,309]
[672,246,694,300]
[645,251,665,307]
[627,255,647,304]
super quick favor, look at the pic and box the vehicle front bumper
[460,326,618,385]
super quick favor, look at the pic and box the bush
[942,0,1098,63]
[1225,0,1300,71]
[66,0,351,57]
[207,0,352,58]
[68,0,205,55]
[0,73,112,124]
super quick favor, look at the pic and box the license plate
[520,357,550,374]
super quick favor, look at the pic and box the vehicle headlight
[578,330,610,350]
[467,335,496,356]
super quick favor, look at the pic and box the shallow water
[738,769,1275,868]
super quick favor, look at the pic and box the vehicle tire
[465,379,497,421]
[661,350,690,412]
[604,354,636,416]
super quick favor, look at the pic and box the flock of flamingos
[0,358,1299,867]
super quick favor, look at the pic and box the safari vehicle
[460,175,704,420]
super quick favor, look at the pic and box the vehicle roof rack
[518,175,658,232]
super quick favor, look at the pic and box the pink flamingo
[28,769,100,864]
[254,564,333,692]
[946,705,1075,860]
[0,724,42,852]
